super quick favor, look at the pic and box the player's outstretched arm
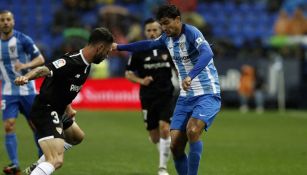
[14,66,51,86]
[15,55,45,72]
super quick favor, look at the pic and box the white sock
[159,137,171,169]
[37,142,73,164]
[30,162,55,175]
[156,142,160,152]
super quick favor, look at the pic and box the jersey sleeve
[45,57,72,77]
[21,34,41,60]
[186,26,214,80]
[118,34,166,52]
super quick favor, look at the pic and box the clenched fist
[182,76,192,91]
[14,76,29,86]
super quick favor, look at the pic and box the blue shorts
[170,94,221,131]
[1,95,36,121]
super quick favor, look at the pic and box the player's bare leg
[25,122,84,174]
[170,130,188,175]
[30,138,64,175]
[186,118,206,175]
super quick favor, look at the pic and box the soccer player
[125,18,175,175]
[23,105,85,175]
[112,5,221,175]
[0,10,45,175]
[14,27,113,175]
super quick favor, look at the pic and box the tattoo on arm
[26,66,51,80]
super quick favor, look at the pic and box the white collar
[80,49,90,66]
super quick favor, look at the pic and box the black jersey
[126,49,174,98]
[37,50,91,112]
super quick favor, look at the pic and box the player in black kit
[14,27,113,175]
[125,18,177,175]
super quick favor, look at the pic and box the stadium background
[0,0,307,174]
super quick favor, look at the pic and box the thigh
[39,138,65,161]
[30,104,64,141]
[64,122,84,145]
[2,95,19,120]
[19,95,36,120]
[192,94,221,131]
[170,97,192,131]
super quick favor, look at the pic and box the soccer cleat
[158,167,169,175]
[3,163,21,175]
[23,162,38,175]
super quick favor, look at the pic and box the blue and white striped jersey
[0,30,40,95]
[118,24,220,97]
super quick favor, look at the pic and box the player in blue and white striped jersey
[112,5,221,175]
[0,10,45,175]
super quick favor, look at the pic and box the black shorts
[140,95,174,130]
[30,98,66,141]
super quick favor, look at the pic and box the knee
[149,135,159,144]
[186,126,202,141]
[72,131,85,145]
[4,120,15,133]
[48,156,64,169]
[66,129,85,145]
[159,123,170,139]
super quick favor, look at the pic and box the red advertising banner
[35,78,141,110]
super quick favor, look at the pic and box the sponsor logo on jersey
[144,62,170,69]
[70,84,82,92]
[52,59,66,69]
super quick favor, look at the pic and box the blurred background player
[14,27,113,175]
[112,4,221,175]
[0,10,45,175]
[125,18,176,175]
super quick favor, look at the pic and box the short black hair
[0,10,13,17]
[88,27,113,45]
[144,18,156,26]
[156,5,181,20]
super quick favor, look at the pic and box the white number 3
[51,111,60,124]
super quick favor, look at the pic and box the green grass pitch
[0,109,306,175]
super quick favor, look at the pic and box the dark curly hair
[156,5,181,20]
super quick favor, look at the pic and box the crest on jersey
[52,59,66,69]
[9,46,16,53]
[161,54,168,60]
[56,127,63,134]
[179,42,185,51]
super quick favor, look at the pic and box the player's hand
[182,76,192,91]
[111,43,118,51]
[65,105,77,118]
[14,76,29,86]
[141,76,153,86]
[14,60,26,72]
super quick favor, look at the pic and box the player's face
[144,22,162,39]
[0,12,14,35]
[159,16,181,37]
[92,43,112,64]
